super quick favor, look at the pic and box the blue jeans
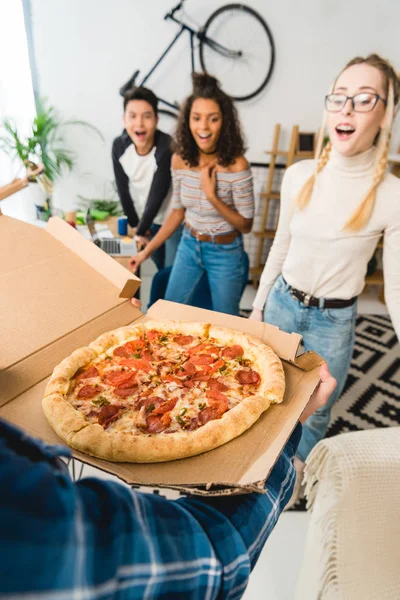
[164,228,246,315]
[149,224,183,271]
[264,275,357,462]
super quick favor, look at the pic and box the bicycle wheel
[158,109,179,136]
[199,4,275,101]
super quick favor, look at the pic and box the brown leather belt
[288,283,357,309]
[185,222,239,244]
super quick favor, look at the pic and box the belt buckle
[303,293,311,307]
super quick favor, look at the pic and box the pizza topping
[188,343,219,356]
[114,387,138,398]
[207,378,229,392]
[235,369,261,386]
[173,335,194,346]
[146,330,163,343]
[75,366,99,381]
[152,398,178,415]
[92,396,110,407]
[77,384,104,399]
[104,370,135,387]
[113,346,131,358]
[222,345,244,359]
[120,358,151,373]
[209,359,225,374]
[192,370,211,382]
[125,339,146,353]
[146,413,171,433]
[115,373,137,390]
[177,361,196,377]
[140,349,153,362]
[137,396,164,411]
[206,390,229,413]
[191,354,215,366]
[198,406,220,426]
[98,404,121,428]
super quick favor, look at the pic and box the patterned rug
[292,313,400,510]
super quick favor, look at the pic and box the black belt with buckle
[288,285,357,309]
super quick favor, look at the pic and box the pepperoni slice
[119,358,151,373]
[104,370,135,387]
[187,417,199,431]
[176,361,196,377]
[191,355,215,366]
[222,345,244,359]
[98,405,120,428]
[116,373,137,389]
[152,398,178,415]
[207,378,229,392]
[125,339,146,352]
[147,330,162,342]
[113,346,131,358]
[183,379,196,388]
[75,366,99,381]
[198,406,220,426]
[188,343,219,356]
[206,390,229,414]
[146,414,169,433]
[236,369,261,386]
[164,374,184,385]
[114,387,137,398]
[173,335,194,346]
[140,349,153,362]
[209,359,225,374]
[77,384,104,399]
[192,370,211,382]
[137,396,164,411]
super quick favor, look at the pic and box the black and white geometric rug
[326,314,400,437]
[292,313,399,511]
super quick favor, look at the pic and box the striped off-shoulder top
[171,168,255,234]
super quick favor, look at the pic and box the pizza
[42,319,285,462]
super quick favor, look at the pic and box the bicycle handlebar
[164,0,185,21]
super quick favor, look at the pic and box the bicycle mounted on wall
[119,1,275,124]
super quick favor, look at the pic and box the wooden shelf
[250,266,264,276]
[365,269,383,285]
[264,150,314,159]
[260,191,280,199]
[253,229,276,240]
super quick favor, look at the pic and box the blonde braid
[343,80,395,231]
[296,141,332,211]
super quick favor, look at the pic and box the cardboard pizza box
[0,214,324,496]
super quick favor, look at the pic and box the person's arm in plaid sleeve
[0,365,334,599]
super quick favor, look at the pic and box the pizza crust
[67,392,270,462]
[42,318,285,463]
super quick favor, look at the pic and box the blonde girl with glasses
[250,54,400,504]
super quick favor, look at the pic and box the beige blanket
[295,428,400,600]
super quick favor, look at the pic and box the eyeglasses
[325,93,387,113]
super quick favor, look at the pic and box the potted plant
[0,99,103,221]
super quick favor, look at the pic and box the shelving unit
[250,124,315,286]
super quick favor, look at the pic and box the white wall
[28,0,400,211]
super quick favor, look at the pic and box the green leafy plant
[0,98,104,186]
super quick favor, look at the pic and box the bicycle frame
[137,3,241,111]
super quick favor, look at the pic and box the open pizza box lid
[0,214,324,496]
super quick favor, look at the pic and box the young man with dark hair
[112,87,181,270]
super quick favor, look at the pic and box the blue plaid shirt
[0,418,301,599]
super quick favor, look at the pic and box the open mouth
[198,133,212,141]
[335,124,355,141]
[134,130,147,140]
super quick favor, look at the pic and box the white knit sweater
[253,147,400,338]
